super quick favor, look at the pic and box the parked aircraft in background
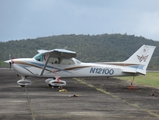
[5,45,156,88]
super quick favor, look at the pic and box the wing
[39,49,76,76]
[38,49,76,58]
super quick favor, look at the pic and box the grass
[0,60,8,67]
[116,72,159,88]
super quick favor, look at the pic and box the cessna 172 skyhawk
[5,45,156,88]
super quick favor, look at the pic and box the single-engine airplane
[5,45,156,88]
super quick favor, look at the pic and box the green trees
[0,33,159,68]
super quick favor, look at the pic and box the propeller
[9,54,12,70]
[4,54,13,70]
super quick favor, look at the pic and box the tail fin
[124,45,156,74]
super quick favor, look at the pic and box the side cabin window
[49,57,59,64]
[34,54,75,65]
[48,57,74,65]
[34,53,44,62]
[61,58,74,65]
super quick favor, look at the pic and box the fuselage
[11,57,134,78]
[4,45,156,87]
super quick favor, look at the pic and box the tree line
[0,33,159,69]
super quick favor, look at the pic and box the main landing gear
[45,78,66,88]
[45,78,67,92]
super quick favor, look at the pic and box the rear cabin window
[61,59,74,65]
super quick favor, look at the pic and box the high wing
[39,49,76,76]
[38,49,76,58]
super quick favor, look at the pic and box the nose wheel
[17,76,32,87]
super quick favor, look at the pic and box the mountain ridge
[0,33,159,68]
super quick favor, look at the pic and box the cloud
[135,12,159,40]
[0,0,159,41]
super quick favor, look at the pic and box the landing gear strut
[128,76,135,89]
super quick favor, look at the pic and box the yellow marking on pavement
[25,88,36,120]
[74,78,159,119]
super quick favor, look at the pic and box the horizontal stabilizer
[122,69,137,73]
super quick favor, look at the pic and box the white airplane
[5,45,156,88]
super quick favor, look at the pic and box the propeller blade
[9,61,11,70]
[4,60,12,70]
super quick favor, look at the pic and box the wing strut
[40,54,50,76]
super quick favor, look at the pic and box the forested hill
[0,33,159,69]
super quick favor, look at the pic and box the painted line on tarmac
[74,78,159,119]
[25,87,36,120]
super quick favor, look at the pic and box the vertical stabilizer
[124,45,156,74]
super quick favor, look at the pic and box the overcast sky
[1,0,159,42]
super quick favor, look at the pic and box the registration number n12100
[90,68,114,75]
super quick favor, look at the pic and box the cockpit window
[34,53,44,61]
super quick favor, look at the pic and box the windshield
[33,53,44,61]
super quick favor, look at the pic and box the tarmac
[0,68,159,120]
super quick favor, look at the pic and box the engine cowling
[17,79,32,86]
[45,78,66,87]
